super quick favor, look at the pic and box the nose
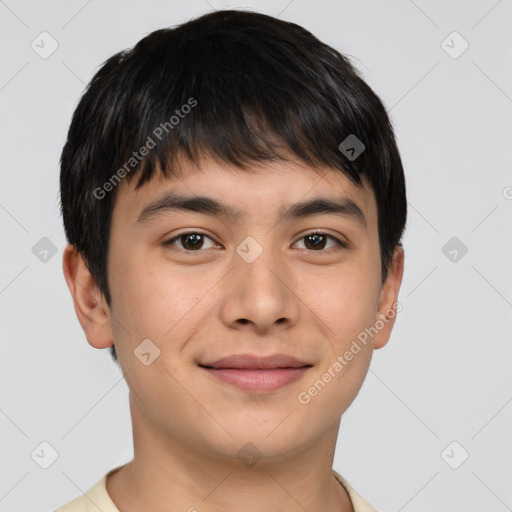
[218,241,300,335]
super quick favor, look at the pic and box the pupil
[307,234,325,250]
[184,234,202,250]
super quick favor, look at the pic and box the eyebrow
[136,192,367,228]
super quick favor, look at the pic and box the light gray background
[1,0,511,511]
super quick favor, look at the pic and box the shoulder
[53,466,123,512]
[54,492,90,512]
[332,470,378,512]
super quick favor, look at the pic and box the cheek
[310,266,380,341]
[109,251,215,341]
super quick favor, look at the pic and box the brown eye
[164,232,217,251]
[304,233,327,250]
[295,232,345,252]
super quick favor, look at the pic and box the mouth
[198,353,313,393]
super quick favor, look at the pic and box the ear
[373,245,405,350]
[62,244,114,350]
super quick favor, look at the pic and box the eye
[164,232,219,251]
[163,231,347,252]
[294,231,346,252]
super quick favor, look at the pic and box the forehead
[113,156,377,230]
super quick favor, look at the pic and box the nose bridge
[235,232,287,294]
[219,233,300,332]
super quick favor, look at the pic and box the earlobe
[373,246,405,350]
[62,244,114,350]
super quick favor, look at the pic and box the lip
[198,353,312,393]
[200,353,310,370]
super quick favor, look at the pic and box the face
[83,156,403,464]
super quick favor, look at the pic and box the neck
[106,394,354,512]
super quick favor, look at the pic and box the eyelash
[163,230,347,253]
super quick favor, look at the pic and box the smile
[199,366,311,392]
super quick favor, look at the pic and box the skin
[63,155,404,512]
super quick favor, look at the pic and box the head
[60,10,406,462]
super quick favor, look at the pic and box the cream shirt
[54,465,377,512]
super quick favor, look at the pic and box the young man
[57,9,406,512]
